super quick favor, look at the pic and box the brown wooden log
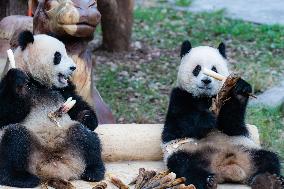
[97,0,134,52]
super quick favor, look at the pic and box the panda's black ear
[18,30,34,50]
[180,40,192,58]
[218,42,226,58]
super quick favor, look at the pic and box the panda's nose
[70,66,76,71]
[202,78,212,85]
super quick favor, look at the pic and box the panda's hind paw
[251,173,284,189]
[275,174,284,188]
[206,174,218,189]
[21,173,41,188]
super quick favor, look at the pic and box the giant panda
[0,31,105,188]
[162,40,284,189]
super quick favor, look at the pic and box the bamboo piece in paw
[48,98,76,127]
[7,49,16,69]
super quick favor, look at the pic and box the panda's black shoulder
[171,87,192,100]
[162,88,195,142]
[167,87,195,113]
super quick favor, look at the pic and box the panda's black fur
[0,31,105,188]
[162,41,283,189]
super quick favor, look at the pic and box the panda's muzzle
[70,66,76,71]
[58,73,70,85]
[202,78,212,85]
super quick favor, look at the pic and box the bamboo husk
[203,68,256,115]
[130,169,194,189]
[210,73,240,115]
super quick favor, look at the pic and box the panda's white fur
[177,46,229,97]
[14,34,76,88]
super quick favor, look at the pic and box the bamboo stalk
[203,68,225,81]
[7,49,16,68]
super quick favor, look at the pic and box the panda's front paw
[5,69,29,96]
[232,79,252,98]
[78,110,98,131]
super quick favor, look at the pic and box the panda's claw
[277,175,284,187]
[206,174,217,189]
[269,174,284,189]
[233,79,252,96]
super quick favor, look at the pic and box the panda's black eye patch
[192,65,201,77]
[53,51,62,65]
[212,66,218,73]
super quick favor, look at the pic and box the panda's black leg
[0,124,40,188]
[67,124,105,182]
[167,151,217,189]
[251,149,281,176]
[248,149,283,189]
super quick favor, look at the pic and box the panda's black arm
[217,79,251,136]
[59,81,98,131]
[0,69,31,128]
[162,87,216,143]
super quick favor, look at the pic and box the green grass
[96,54,177,123]
[133,7,284,93]
[175,0,192,7]
[96,5,284,120]
[247,106,284,173]
[95,4,284,169]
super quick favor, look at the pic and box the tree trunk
[98,0,134,52]
[0,0,28,20]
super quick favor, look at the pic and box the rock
[178,0,284,25]
[132,41,143,50]
[250,81,284,107]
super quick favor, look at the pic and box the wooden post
[0,0,28,20]
[98,0,134,52]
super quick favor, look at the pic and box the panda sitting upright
[162,40,284,189]
[0,31,105,188]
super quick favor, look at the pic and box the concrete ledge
[1,161,250,189]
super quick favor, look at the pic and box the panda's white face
[177,45,229,97]
[52,50,76,88]
[15,34,76,88]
